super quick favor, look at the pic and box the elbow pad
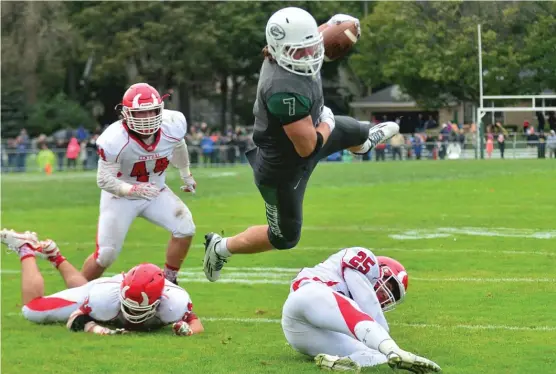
[303,132,324,159]
[68,311,94,332]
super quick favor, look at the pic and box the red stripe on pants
[25,297,76,311]
[333,292,374,335]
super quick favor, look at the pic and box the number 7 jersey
[96,109,187,191]
[291,247,382,296]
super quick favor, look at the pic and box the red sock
[49,255,67,268]
[164,263,179,283]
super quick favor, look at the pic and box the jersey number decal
[130,158,170,182]
[153,157,170,175]
[282,97,296,116]
[348,251,376,275]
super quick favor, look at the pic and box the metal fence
[2,137,554,173]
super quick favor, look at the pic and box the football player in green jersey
[203,7,399,281]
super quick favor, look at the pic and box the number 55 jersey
[290,247,382,296]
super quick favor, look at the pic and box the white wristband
[323,119,335,132]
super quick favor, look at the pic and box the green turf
[2,159,555,373]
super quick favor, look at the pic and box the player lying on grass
[1,229,203,336]
[281,247,441,373]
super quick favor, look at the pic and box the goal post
[476,24,556,159]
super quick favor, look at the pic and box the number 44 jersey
[96,109,187,194]
[291,247,382,296]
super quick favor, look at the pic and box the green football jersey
[252,59,324,171]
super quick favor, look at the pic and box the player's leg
[140,187,195,284]
[40,239,88,288]
[284,282,441,373]
[317,116,399,159]
[22,283,91,324]
[81,191,141,281]
[203,168,309,281]
[283,315,387,371]
[1,229,46,304]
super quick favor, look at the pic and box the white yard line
[203,317,556,332]
[3,313,554,332]
[20,242,556,257]
[1,269,554,283]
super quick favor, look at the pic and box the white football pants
[94,187,195,268]
[281,282,388,368]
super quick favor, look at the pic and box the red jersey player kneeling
[282,247,441,373]
[1,229,203,336]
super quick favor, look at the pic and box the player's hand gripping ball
[318,18,360,62]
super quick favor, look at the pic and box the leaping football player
[203,8,400,282]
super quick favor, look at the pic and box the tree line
[2,1,554,137]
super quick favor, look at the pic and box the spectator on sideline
[547,130,556,158]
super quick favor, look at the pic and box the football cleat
[315,354,361,373]
[202,233,228,282]
[0,229,41,255]
[367,122,399,149]
[386,351,442,373]
[39,239,61,259]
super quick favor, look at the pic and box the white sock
[353,321,398,352]
[18,244,36,260]
[215,238,232,257]
[347,350,388,368]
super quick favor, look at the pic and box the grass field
[1,159,555,374]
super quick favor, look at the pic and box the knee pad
[268,221,301,250]
[95,246,119,268]
[172,208,196,238]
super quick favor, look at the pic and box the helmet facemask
[271,35,324,76]
[119,286,161,324]
[375,266,406,312]
[121,102,164,136]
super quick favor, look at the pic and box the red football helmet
[374,256,408,312]
[119,263,165,323]
[120,83,164,135]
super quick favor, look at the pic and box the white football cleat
[315,354,361,373]
[39,239,61,259]
[203,233,228,282]
[1,229,41,254]
[368,121,399,149]
[386,350,442,373]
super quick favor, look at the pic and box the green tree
[349,1,555,108]
[1,2,84,135]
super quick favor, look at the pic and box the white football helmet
[265,7,324,76]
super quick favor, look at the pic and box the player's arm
[96,158,133,197]
[343,268,389,332]
[267,92,333,158]
[96,152,159,200]
[171,139,196,193]
[172,311,204,336]
[170,139,191,176]
[168,111,196,193]
[66,307,127,335]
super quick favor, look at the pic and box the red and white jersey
[291,247,381,297]
[79,274,195,331]
[96,109,187,190]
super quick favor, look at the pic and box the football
[318,20,359,62]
